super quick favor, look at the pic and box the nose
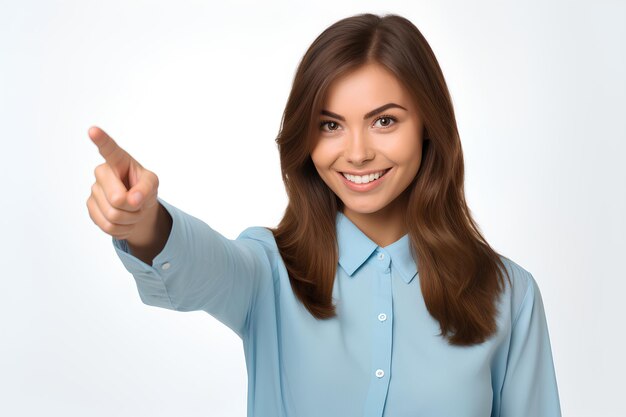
[344,130,374,166]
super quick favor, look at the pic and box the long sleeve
[111,196,273,339]
[497,273,562,417]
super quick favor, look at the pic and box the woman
[87,12,561,417]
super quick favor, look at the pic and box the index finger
[88,126,129,167]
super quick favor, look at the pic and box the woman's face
[311,62,425,219]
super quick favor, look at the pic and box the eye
[373,115,397,128]
[320,120,341,133]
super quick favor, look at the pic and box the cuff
[111,196,184,309]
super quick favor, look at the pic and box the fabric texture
[112,196,562,417]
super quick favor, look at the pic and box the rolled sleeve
[112,196,273,339]
[498,273,562,417]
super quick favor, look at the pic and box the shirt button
[378,313,387,322]
[375,369,385,378]
[161,262,171,270]
[378,253,385,260]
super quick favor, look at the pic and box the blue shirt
[112,197,562,417]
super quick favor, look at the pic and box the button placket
[375,249,391,272]
[364,248,393,417]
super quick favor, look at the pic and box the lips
[342,168,391,183]
[337,167,392,191]
[340,168,391,177]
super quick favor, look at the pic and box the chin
[341,200,390,215]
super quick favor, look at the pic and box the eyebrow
[320,102,408,121]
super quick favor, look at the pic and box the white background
[1,0,624,416]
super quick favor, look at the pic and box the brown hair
[268,13,511,346]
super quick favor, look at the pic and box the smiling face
[310,62,425,234]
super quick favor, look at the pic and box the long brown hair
[268,13,511,346]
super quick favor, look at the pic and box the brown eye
[320,120,340,132]
[373,115,397,128]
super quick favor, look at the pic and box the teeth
[342,169,386,184]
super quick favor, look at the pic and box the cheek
[310,143,334,169]
[399,133,423,160]
[310,149,322,169]
[393,144,423,176]
[310,154,332,184]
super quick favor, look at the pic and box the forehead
[322,63,412,111]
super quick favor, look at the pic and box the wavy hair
[268,13,511,346]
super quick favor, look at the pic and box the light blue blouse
[112,197,562,417]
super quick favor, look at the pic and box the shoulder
[235,226,283,292]
[236,226,280,255]
[497,254,539,324]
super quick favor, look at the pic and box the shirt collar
[336,211,418,284]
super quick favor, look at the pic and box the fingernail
[132,192,143,204]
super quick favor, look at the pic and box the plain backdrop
[1,0,624,416]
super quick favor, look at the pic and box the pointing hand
[86,126,160,240]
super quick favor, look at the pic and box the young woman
[87,13,561,417]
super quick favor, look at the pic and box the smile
[341,168,391,184]
[337,168,392,192]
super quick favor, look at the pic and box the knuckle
[101,221,116,235]
[106,206,120,223]
[94,163,104,178]
[109,192,125,207]
[86,206,95,223]
[86,196,95,215]
[109,208,122,224]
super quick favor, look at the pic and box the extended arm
[112,197,273,339]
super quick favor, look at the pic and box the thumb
[126,169,158,209]
[129,190,144,206]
